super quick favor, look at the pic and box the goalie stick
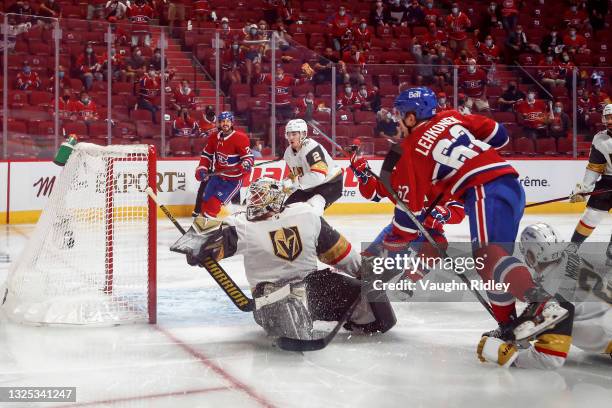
[525,188,612,208]
[145,187,255,312]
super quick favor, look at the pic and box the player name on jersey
[415,116,462,156]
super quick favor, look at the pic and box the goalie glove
[477,336,519,367]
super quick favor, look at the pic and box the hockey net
[1,143,157,326]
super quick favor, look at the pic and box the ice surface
[0,214,610,408]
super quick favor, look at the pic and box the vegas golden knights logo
[269,226,302,262]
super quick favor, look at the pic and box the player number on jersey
[432,125,490,171]
[396,185,409,201]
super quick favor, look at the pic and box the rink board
[0,158,596,224]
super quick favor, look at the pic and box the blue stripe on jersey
[484,123,509,149]
[393,205,420,233]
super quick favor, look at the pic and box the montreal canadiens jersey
[283,139,341,190]
[224,202,359,288]
[395,109,516,212]
[198,130,253,179]
[587,130,612,176]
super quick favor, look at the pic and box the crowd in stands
[1,0,611,158]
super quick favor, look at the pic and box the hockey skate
[511,287,569,341]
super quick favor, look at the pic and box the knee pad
[581,207,607,229]
[201,196,223,218]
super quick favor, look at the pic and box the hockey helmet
[218,111,234,123]
[285,119,309,144]
[518,223,563,269]
[603,103,612,128]
[393,86,437,121]
[246,177,286,221]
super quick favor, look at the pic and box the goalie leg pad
[477,336,519,367]
[253,281,313,340]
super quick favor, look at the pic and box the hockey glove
[477,336,518,367]
[241,160,252,174]
[350,157,371,184]
[569,181,596,203]
[424,206,451,229]
[195,166,210,182]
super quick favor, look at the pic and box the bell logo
[409,91,421,98]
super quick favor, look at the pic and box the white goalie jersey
[283,139,341,190]
[224,202,360,288]
[587,130,612,177]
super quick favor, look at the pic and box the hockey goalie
[170,178,396,340]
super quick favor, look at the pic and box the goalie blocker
[170,178,396,341]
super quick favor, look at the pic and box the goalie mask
[519,223,563,269]
[246,177,286,221]
[285,119,308,148]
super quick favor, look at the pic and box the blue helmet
[218,111,234,122]
[393,87,437,121]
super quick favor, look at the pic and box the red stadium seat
[63,121,89,138]
[514,137,536,155]
[556,138,573,155]
[354,110,377,124]
[535,138,558,155]
[30,91,53,108]
[168,137,193,157]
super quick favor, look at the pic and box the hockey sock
[572,208,607,244]
[201,196,223,218]
[571,221,593,244]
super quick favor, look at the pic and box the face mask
[23,67,31,74]
[551,32,557,37]
[452,8,458,14]
[439,98,446,105]
[485,40,493,47]
[250,29,257,35]
[135,51,142,56]
[359,89,367,96]
[232,44,239,50]
[427,3,433,9]
[360,24,366,30]
[86,48,93,53]
[570,6,576,12]
[345,87,352,94]
[467,66,476,73]
[58,71,64,79]
[439,52,446,57]
[554,107,562,113]
[305,98,313,103]
[386,112,392,119]
[182,86,190,92]
[149,71,156,77]
[154,52,161,57]
[490,4,496,9]
[570,32,576,38]
[527,94,535,102]
[339,10,345,16]
[563,55,569,61]
[222,23,228,29]
[82,98,89,104]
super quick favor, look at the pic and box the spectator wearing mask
[500,0,519,31]
[340,45,367,85]
[540,27,564,57]
[369,0,391,27]
[357,83,381,112]
[16,61,41,90]
[242,24,266,85]
[105,0,127,21]
[251,140,263,159]
[125,46,147,84]
[76,42,103,91]
[547,101,570,139]
[337,83,362,112]
[102,46,127,82]
[257,64,310,121]
[294,91,328,122]
[538,53,566,89]
[458,59,489,112]
[436,92,453,112]
[171,81,196,112]
[57,88,76,120]
[138,66,161,123]
[497,81,525,112]
[423,0,442,27]
[432,46,453,88]
[576,88,597,132]
[172,108,198,137]
[515,90,549,140]
[149,47,175,82]
[221,42,244,90]
[375,109,401,141]
[126,0,154,47]
[328,5,352,52]
[354,19,372,52]
[445,3,471,52]
[73,91,99,125]
[476,35,500,67]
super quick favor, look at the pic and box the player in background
[282,119,343,215]
[195,111,253,219]
[386,87,568,340]
[478,223,611,368]
[568,104,612,267]
[171,178,396,340]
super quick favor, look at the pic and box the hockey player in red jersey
[385,86,568,340]
[195,111,253,219]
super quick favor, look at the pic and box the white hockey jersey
[587,130,612,176]
[283,139,341,190]
[224,202,360,288]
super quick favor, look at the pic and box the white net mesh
[1,143,156,326]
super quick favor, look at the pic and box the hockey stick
[145,187,255,312]
[376,144,496,318]
[204,157,283,178]
[525,188,612,208]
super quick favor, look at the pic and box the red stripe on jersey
[579,220,595,230]
[311,168,328,176]
[330,243,352,265]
